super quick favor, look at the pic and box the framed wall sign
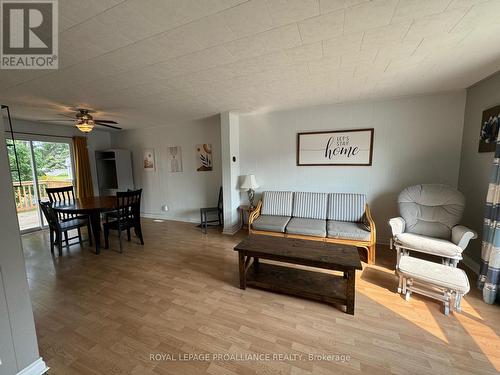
[297,128,374,166]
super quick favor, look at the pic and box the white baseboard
[462,254,480,275]
[223,223,241,235]
[140,213,199,224]
[17,358,48,375]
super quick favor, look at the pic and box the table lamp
[241,174,259,209]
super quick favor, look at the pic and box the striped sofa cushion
[327,193,366,222]
[292,192,328,220]
[261,191,294,217]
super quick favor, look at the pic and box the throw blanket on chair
[479,137,500,304]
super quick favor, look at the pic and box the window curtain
[478,137,500,304]
[72,136,94,198]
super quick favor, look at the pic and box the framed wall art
[167,146,183,172]
[479,104,500,152]
[143,149,155,171]
[196,143,212,171]
[297,128,374,166]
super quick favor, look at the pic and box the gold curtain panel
[73,136,94,198]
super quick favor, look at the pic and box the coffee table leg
[239,252,246,290]
[345,270,355,315]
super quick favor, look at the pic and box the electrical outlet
[162,204,169,212]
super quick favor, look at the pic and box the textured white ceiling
[1,0,500,130]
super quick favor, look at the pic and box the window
[7,138,74,232]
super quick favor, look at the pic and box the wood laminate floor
[22,219,499,374]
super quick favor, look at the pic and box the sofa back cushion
[261,191,293,217]
[398,184,465,240]
[292,192,328,220]
[327,193,366,222]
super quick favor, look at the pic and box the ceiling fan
[39,108,121,133]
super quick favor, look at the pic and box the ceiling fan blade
[38,119,74,122]
[58,113,76,119]
[95,122,122,130]
[94,119,118,124]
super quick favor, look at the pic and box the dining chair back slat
[104,189,144,253]
[218,186,223,210]
[39,200,92,255]
[39,201,59,230]
[46,186,78,221]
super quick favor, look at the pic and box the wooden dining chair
[103,189,144,253]
[39,201,92,256]
[200,186,223,234]
[46,186,87,221]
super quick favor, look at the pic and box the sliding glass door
[7,138,74,232]
[8,140,39,231]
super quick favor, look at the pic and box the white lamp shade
[241,174,259,190]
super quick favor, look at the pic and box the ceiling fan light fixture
[75,118,95,133]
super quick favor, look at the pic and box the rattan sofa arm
[365,204,376,244]
[248,200,262,232]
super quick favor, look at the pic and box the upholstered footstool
[397,255,470,315]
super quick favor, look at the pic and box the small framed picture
[167,146,183,173]
[196,144,212,171]
[479,104,500,152]
[143,149,155,171]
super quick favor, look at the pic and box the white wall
[3,118,111,194]
[458,72,500,268]
[239,91,467,243]
[0,116,47,374]
[110,117,222,223]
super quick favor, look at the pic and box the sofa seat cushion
[252,215,290,233]
[398,255,470,293]
[395,233,463,258]
[327,220,370,241]
[286,218,326,237]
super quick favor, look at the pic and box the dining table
[52,196,117,254]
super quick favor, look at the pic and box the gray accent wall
[458,72,500,269]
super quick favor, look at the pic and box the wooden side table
[238,205,253,229]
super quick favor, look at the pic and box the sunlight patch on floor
[459,297,483,320]
[455,311,500,371]
[359,288,449,344]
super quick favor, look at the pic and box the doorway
[7,139,74,232]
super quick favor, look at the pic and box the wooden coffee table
[234,235,362,314]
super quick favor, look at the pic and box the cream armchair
[389,184,477,267]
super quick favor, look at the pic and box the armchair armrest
[248,200,262,233]
[452,225,477,250]
[365,204,376,244]
[389,217,406,236]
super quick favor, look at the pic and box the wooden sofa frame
[248,200,377,264]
